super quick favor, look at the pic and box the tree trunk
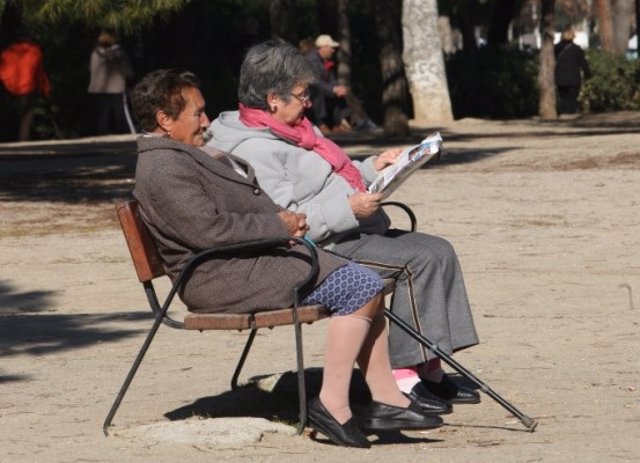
[612,0,634,56]
[0,0,22,50]
[374,0,410,136]
[335,0,368,126]
[336,0,351,86]
[538,0,557,119]
[637,0,640,55]
[595,0,615,53]
[456,5,477,52]
[487,0,518,46]
[402,0,453,123]
[269,0,297,44]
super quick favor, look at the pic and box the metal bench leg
[293,315,307,434]
[231,328,258,391]
[103,308,167,435]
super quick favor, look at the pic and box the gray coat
[205,111,390,247]
[133,136,345,313]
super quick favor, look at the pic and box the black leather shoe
[364,400,444,431]
[408,382,453,415]
[422,375,481,404]
[308,397,371,448]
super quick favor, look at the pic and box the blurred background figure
[87,30,135,135]
[0,35,51,141]
[554,26,591,116]
[303,34,352,134]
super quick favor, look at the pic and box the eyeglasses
[290,91,311,105]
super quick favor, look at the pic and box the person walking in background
[87,30,135,135]
[0,35,51,141]
[303,34,351,134]
[554,26,591,115]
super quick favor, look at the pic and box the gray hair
[238,40,317,109]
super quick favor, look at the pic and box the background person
[303,34,351,134]
[206,41,481,412]
[554,26,591,115]
[130,68,442,448]
[87,30,134,135]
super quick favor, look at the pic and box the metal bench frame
[103,200,414,436]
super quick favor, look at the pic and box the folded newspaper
[368,132,443,198]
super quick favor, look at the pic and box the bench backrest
[115,201,165,283]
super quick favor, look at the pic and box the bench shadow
[165,367,445,445]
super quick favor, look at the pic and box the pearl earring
[271,105,277,112]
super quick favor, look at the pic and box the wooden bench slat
[184,305,329,331]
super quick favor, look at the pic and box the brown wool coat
[133,136,346,313]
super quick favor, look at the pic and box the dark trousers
[331,229,479,368]
[307,92,351,128]
[91,93,130,135]
[557,85,581,114]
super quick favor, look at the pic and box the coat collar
[137,135,257,185]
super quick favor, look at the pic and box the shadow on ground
[0,280,150,379]
[2,116,636,204]
[0,139,137,203]
[163,369,490,444]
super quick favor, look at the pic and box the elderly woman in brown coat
[129,69,442,448]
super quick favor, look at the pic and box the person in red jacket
[0,37,51,141]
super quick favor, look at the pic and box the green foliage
[445,46,539,119]
[32,0,190,33]
[580,50,640,113]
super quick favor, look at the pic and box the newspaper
[367,132,443,198]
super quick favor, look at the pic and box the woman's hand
[373,147,403,171]
[349,192,384,219]
[278,210,309,239]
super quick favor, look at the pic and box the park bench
[103,199,416,436]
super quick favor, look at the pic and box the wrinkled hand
[277,210,310,242]
[349,192,383,219]
[373,147,404,171]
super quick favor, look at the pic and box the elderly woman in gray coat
[205,40,481,410]
[130,69,442,448]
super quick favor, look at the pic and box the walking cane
[384,309,538,432]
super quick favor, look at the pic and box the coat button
[253,188,261,195]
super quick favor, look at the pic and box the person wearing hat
[304,34,351,134]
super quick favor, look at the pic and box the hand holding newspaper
[367,132,443,198]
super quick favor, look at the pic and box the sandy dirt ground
[1,113,639,462]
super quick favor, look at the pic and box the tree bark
[456,5,477,52]
[374,0,410,136]
[595,0,615,53]
[538,0,557,119]
[336,0,351,86]
[637,0,640,55]
[269,0,297,44]
[612,0,634,56]
[402,0,453,123]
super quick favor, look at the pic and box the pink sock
[418,358,445,383]
[392,366,421,394]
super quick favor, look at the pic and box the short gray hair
[238,40,317,109]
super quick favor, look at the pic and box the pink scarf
[238,104,366,192]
